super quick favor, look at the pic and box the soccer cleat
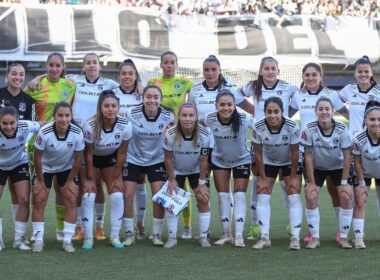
[21,236,30,245]
[95,226,107,241]
[234,236,245,248]
[13,239,31,251]
[110,238,124,249]
[339,238,352,249]
[247,224,260,241]
[72,226,84,241]
[198,237,212,248]
[30,234,35,242]
[303,231,313,244]
[122,234,135,246]
[136,226,146,240]
[0,238,5,251]
[56,231,64,243]
[164,238,177,248]
[335,232,341,244]
[354,238,366,249]
[252,238,271,250]
[180,226,192,240]
[82,238,94,250]
[288,238,301,250]
[152,236,164,246]
[63,241,76,253]
[305,238,320,249]
[31,240,44,253]
[286,224,292,238]
[214,234,233,246]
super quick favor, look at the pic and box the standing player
[351,101,380,249]
[82,91,132,249]
[163,103,210,248]
[0,106,40,251]
[25,52,76,242]
[301,97,352,249]
[240,56,298,240]
[147,51,194,238]
[123,85,175,246]
[0,63,34,226]
[31,102,84,253]
[252,97,303,250]
[289,62,348,243]
[204,90,252,248]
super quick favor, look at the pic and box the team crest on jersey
[252,129,256,139]
[163,136,168,146]
[301,131,307,141]
[67,142,73,148]
[174,83,180,89]
[18,102,26,112]
[18,136,24,142]
[36,135,43,145]
[159,123,164,130]
[369,95,375,100]
[282,135,288,141]
[84,130,92,140]
[98,86,103,91]
[333,137,339,144]
[115,133,121,139]
[352,143,360,153]
[277,91,283,96]
[63,91,69,98]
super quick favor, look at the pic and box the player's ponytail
[216,90,240,136]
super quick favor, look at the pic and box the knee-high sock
[288,194,303,240]
[352,218,365,240]
[279,180,290,217]
[135,183,147,228]
[250,176,258,225]
[339,208,353,239]
[109,192,124,239]
[218,192,232,236]
[199,212,211,239]
[95,202,106,227]
[256,194,271,239]
[234,192,246,238]
[166,210,178,239]
[81,193,96,239]
[305,208,320,239]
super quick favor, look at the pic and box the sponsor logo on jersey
[18,102,26,112]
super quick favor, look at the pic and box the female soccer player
[25,52,76,242]
[204,90,252,248]
[0,106,40,251]
[351,101,380,249]
[163,103,210,248]
[82,91,132,250]
[31,102,84,253]
[240,56,298,240]
[252,96,303,250]
[301,97,352,249]
[0,63,35,226]
[123,85,175,246]
[290,62,348,244]
[147,51,193,238]
[113,59,146,239]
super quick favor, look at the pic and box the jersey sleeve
[290,124,301,145]
[251,125,262,145]
[187,88,196,105]
[123,122,133,142]
[34,130,45,151]
[74,131,85,152]
[82,121,94,144]
[290,92,300,110]
[230,86,245,105]
[331,91,345,111]
[340,127,352,150]
[26,121,40,133]
[351,138,361,156]
[163,131,174,152]
[338,86,349,103]
[300,128,312,148]
[288,84,299,98]
[240,83,252,97]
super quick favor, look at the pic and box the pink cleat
[303,231,313,244]
[335,232,341,244]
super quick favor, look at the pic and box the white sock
[14,221,28,241]
[199,212,211,238]
[81,193,96,239]
[339,208,353,239]
[109,192,124,239]
[218,192,232,236]
[76,207,82,227]
[352,218,365,239]
[305,208,320,239]
[250,176,258,225]
[152,218,164,238]
[135,184,147,228]
[376,186,380,218]
[63,221,76,243]
[32,222,45,241]
[256,194,271,239]
[122,218,134,236]
[279,180,290,217]
[166,211,178,239]
[95,202,106,227]
[288,194,303,240]
[11,204,19,223]
[234,192,246,238]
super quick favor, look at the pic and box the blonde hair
[174,103,199,148]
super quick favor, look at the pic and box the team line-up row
[0,52,379,253]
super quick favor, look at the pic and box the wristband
[358,180,366,187]
[340,180,348,185]
[198,179,206,185]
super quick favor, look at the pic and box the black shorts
[264,164,291,178]
[93,151,117,169]
[123,162,166,183]
[211,163,251,179]
[0,164,30,185]
[314,169,342,187]
[32,169,79,188]
[175,173,210,189]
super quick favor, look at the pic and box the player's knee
[306,188,319,204]
[339,189,353,206]
[355,190,368,208]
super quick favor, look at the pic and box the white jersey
[252,117,301,166]
[163,126,210,175]
[301,119,351,170]
[69,75,119,127]
[290,87,345,131]
[188,82,245,120]
[352,130,380,179]
[34,122,85,173]
[240,79,298,120]
[339,83,380,136]
[127,105,175,166]
[204,111,252,168]
[83,116,132,156]
[113,86,142,117]
[0,120,40,170]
